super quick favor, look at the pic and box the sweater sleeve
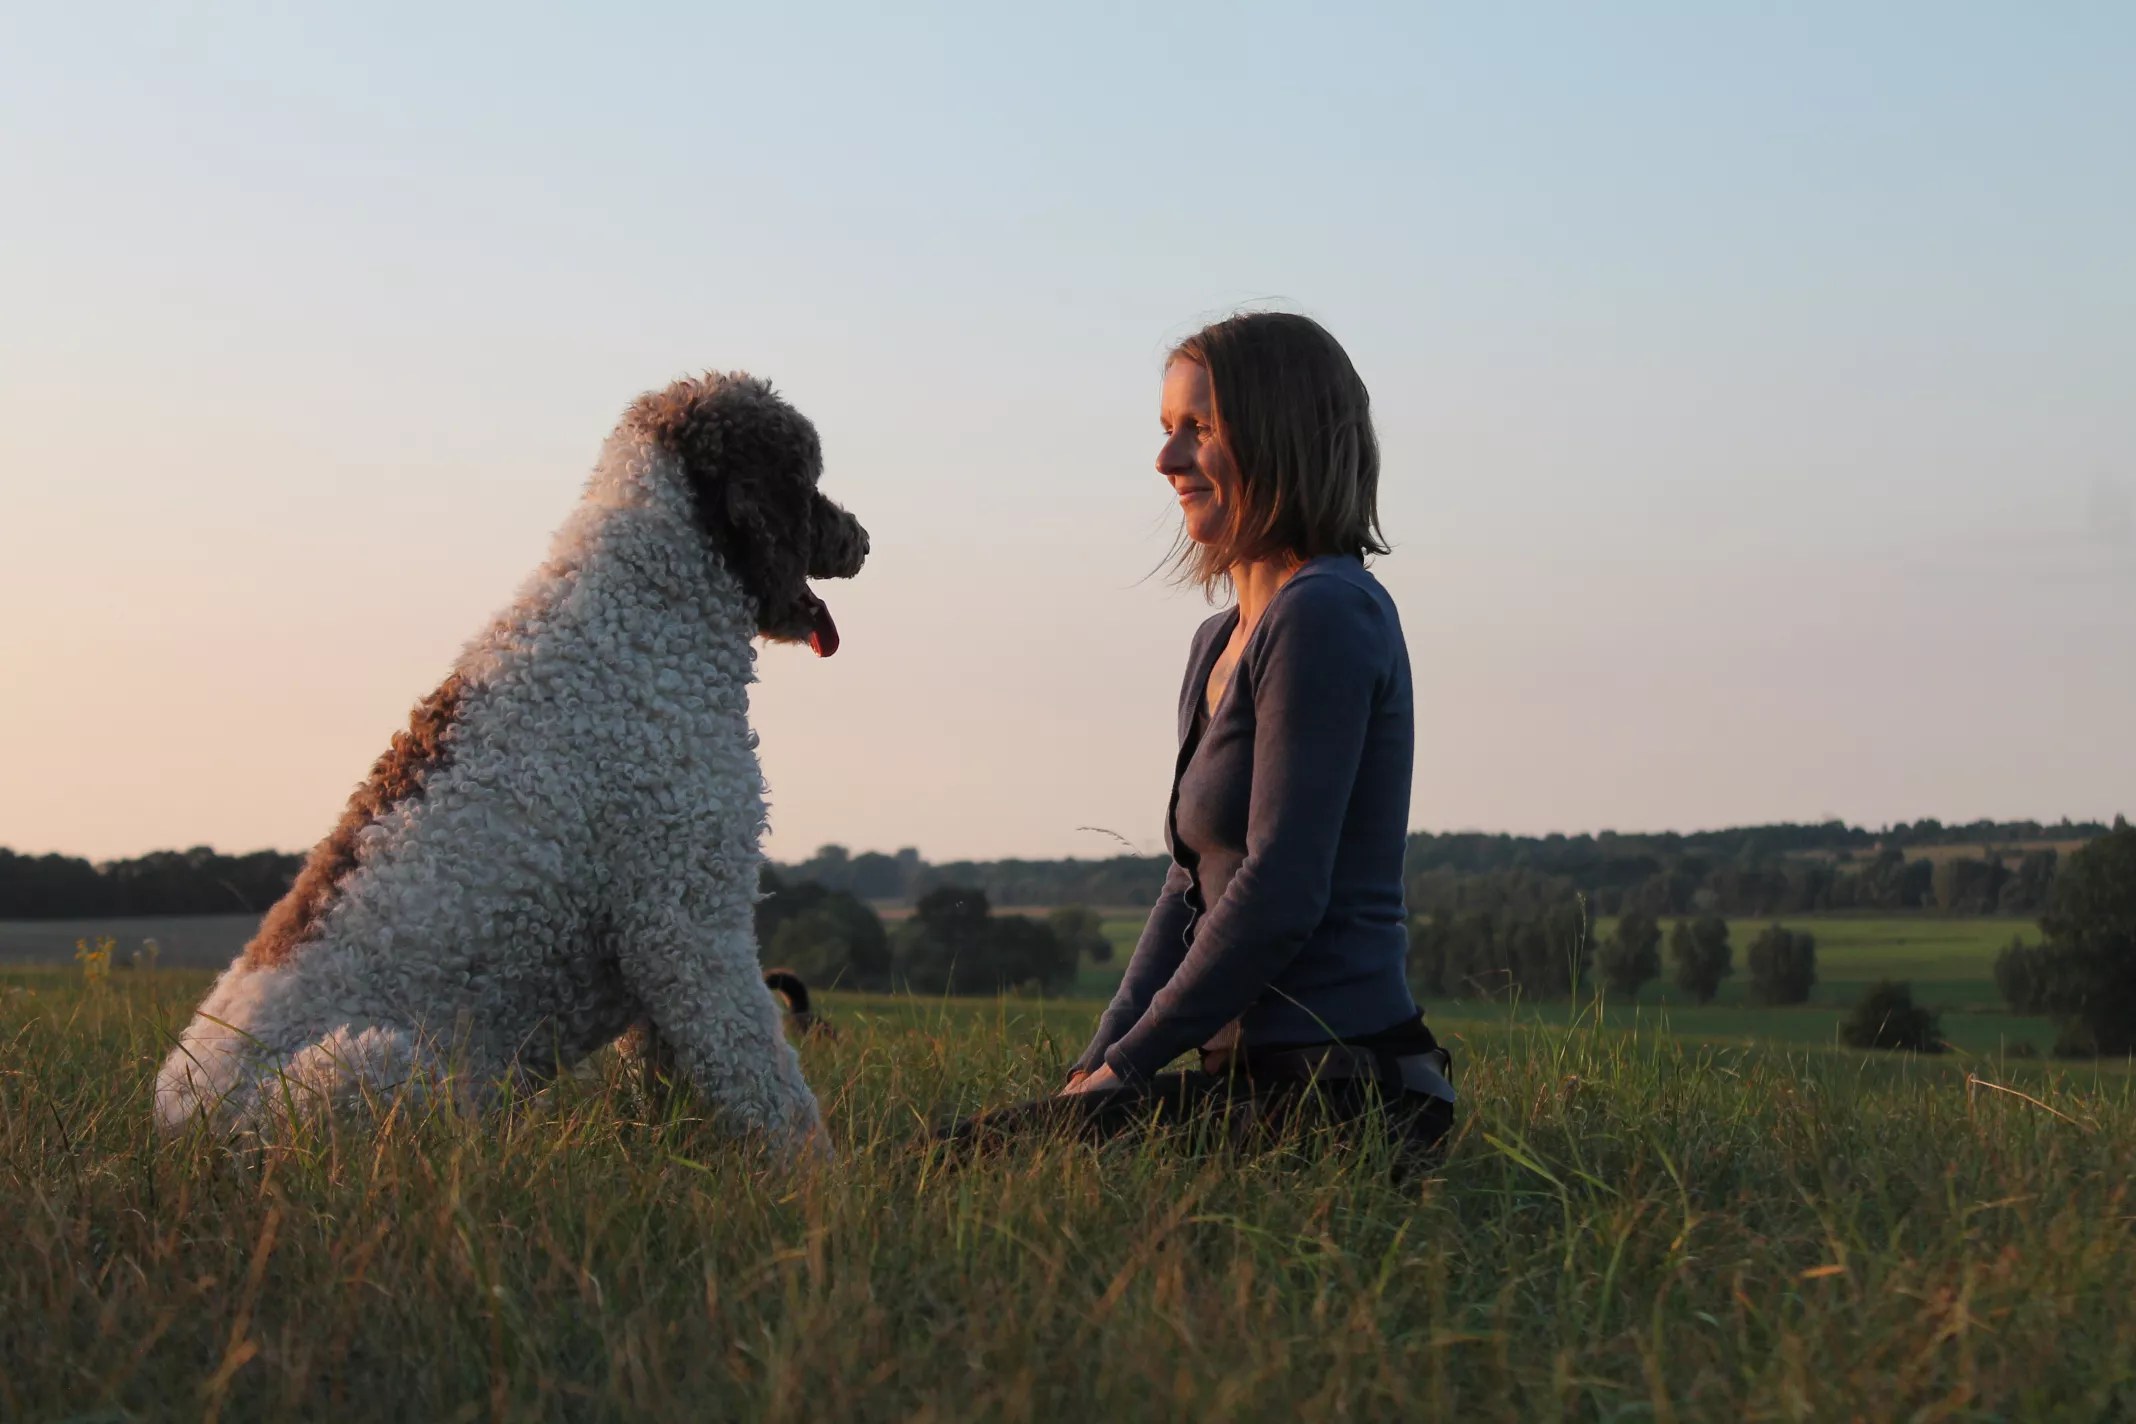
[1101,578,1387,1083]
[1069,858,1194,1076]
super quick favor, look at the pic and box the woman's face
[1157,359,1237,547]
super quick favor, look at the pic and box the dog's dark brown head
[633,373,869,655]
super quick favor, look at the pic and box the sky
[2,2,2131,865]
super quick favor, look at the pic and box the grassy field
[1074,912,2059,1056]
[4,909,2061,1057]
[5,965,2135,1419]
[1593,916,2021,1005]
[1573,916,2054,1057]
[0,913,259,970]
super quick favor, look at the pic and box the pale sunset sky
[2,3,2130,864]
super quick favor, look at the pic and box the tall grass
[4,967,2132,1420]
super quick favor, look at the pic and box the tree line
[754,867,1110,997]
[1406,901,1821,1010]
[769,820,2108,920]
[1404,834,2077,921]
[0,846,305,919]
[9,820,2128,1059]
[772,844,1168,911]
[1991,820,2136,1057]
[1,817,2112,924]
[1402,820,2136,1060]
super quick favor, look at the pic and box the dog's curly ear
[714,465,815,627]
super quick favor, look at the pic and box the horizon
[4,5,2131,863]
[7,811,2122,871]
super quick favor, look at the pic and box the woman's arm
[1066,612,1230,1080]
[1098,579,1388,1084]
[1069,858,1194,1077]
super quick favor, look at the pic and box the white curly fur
[154,381,837,1152]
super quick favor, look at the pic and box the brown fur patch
[242,674,468,968]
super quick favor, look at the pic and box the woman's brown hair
[1168,311,1387,595]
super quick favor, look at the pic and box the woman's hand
[1060,1065,1121,1096]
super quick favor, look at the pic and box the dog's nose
[809,501,868,581]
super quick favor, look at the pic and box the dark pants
[938,1070,1454,1171]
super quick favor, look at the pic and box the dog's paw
[771,1102,836,1167]
[797,1124,838,1168]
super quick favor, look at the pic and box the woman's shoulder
[1267,557,1395,635]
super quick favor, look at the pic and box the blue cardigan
[1074,556,1418,1083]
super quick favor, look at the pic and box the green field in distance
[0,908,2061,1058]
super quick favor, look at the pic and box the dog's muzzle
[802,502,868,656]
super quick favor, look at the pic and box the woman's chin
[1182,515,1227,547]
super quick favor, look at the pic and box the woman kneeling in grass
[950,311,1453,1162]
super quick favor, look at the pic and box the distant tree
[1851,848,1936,911]
[984,916,1079,995]
[741,818,2125,935]
[1854,849,1905,909]
[765,911,853,986]
[0,845,307,919]
[1405,896,1592,1001]
[895,886,1076,995]
[1839,980,1945,1053]
[771,845,932,901]
[1998,848,2059,915]
[1992,819,2136,1057]
[1994,934,2063,1015]
[754,880,892,990]
[1899,858,1936,909]
[1047,905,1113,965]
[1670,917,1733,1004]
[895,887,992,993]
[1411,908,1514,1000]
[1933,855,2008,914]
[846,851,909,901]
[1441,910,1513,999]
[1598,909,1663,998]
[1746,924,1817,1006]
[1407,914,1448,999]
[20,816,2120,927]
[0,849,108,918]
[1520,898,1593,995]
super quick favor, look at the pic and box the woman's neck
[1231,554,1303,637]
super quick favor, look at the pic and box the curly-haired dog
[154,374,866,1153]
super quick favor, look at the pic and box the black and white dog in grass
[154,374,864,1154]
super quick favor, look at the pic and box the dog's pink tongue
[806,597,840,657]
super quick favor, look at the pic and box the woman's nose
[1156,433,1193,477]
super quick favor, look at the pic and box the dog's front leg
[614,904,826,1157]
